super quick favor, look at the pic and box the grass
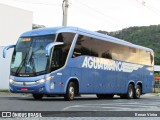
[153,88,160,93]
[0,89,9,92]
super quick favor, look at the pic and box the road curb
[144,93,160,97]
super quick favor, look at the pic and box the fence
[153,76,160,93]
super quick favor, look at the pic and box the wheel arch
[136,81,143,94]
[64,77,80,94]
[127,80,135,88]
[126,80,135,92]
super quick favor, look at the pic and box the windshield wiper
[29,53,36,76]
[15,52,28,76]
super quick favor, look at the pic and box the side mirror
[45,42,64,56]
[3,45,15,58]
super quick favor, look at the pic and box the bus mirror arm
[3,45,15,58]
[45,42,64,56]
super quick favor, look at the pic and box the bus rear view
[3,27,154,101]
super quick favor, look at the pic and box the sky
[0,0,160,32]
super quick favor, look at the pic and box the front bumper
[9,81,49,94]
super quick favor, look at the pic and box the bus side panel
[49,72,63,94]
[94,70,117,94]
[94,70,132,94]
[80,68,95,93]
[142,67,154,93]
[115,72,129,94]
[67,56,154,94]
[61,67,71,93]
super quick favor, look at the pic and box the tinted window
[138,50,152,66]
[72,35,98,57]
[73,35,117,59]
[50,32,75,71]
[73,35,152,66]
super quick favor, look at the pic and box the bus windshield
[11,35,55,76]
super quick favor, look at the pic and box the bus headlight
[36,76,54,84]
[36,79,45,84]
[9,78,15,84]
[45,76,54,81]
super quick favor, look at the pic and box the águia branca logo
[82,57,143,73]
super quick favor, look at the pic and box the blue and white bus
[3,27,154,101]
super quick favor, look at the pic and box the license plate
[21,88,28,91]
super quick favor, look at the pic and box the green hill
[98,25,160,65]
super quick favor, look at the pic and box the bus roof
[20,26,153,52]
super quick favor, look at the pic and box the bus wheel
[32,94,43,100]
[64,82,75,101]
[126,84,134,99]
[134,85,141,99]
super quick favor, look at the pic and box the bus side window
[101,50,112,59]
[56,33,64,42]
[150,52,154,66]
[72,35,98,58]
[51,32,75,71]
[72,51,81,58]
[51,47,63,71]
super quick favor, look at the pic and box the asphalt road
[0,92,160,111]
[0,92,160,119]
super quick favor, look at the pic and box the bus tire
[134,85,141,99]
[126,84,134,99]
[64,82,75,101]
[32,94,43,100]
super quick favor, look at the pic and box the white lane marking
[62,102,160,111]
[62,105,80,111]
[62,105,131,111]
